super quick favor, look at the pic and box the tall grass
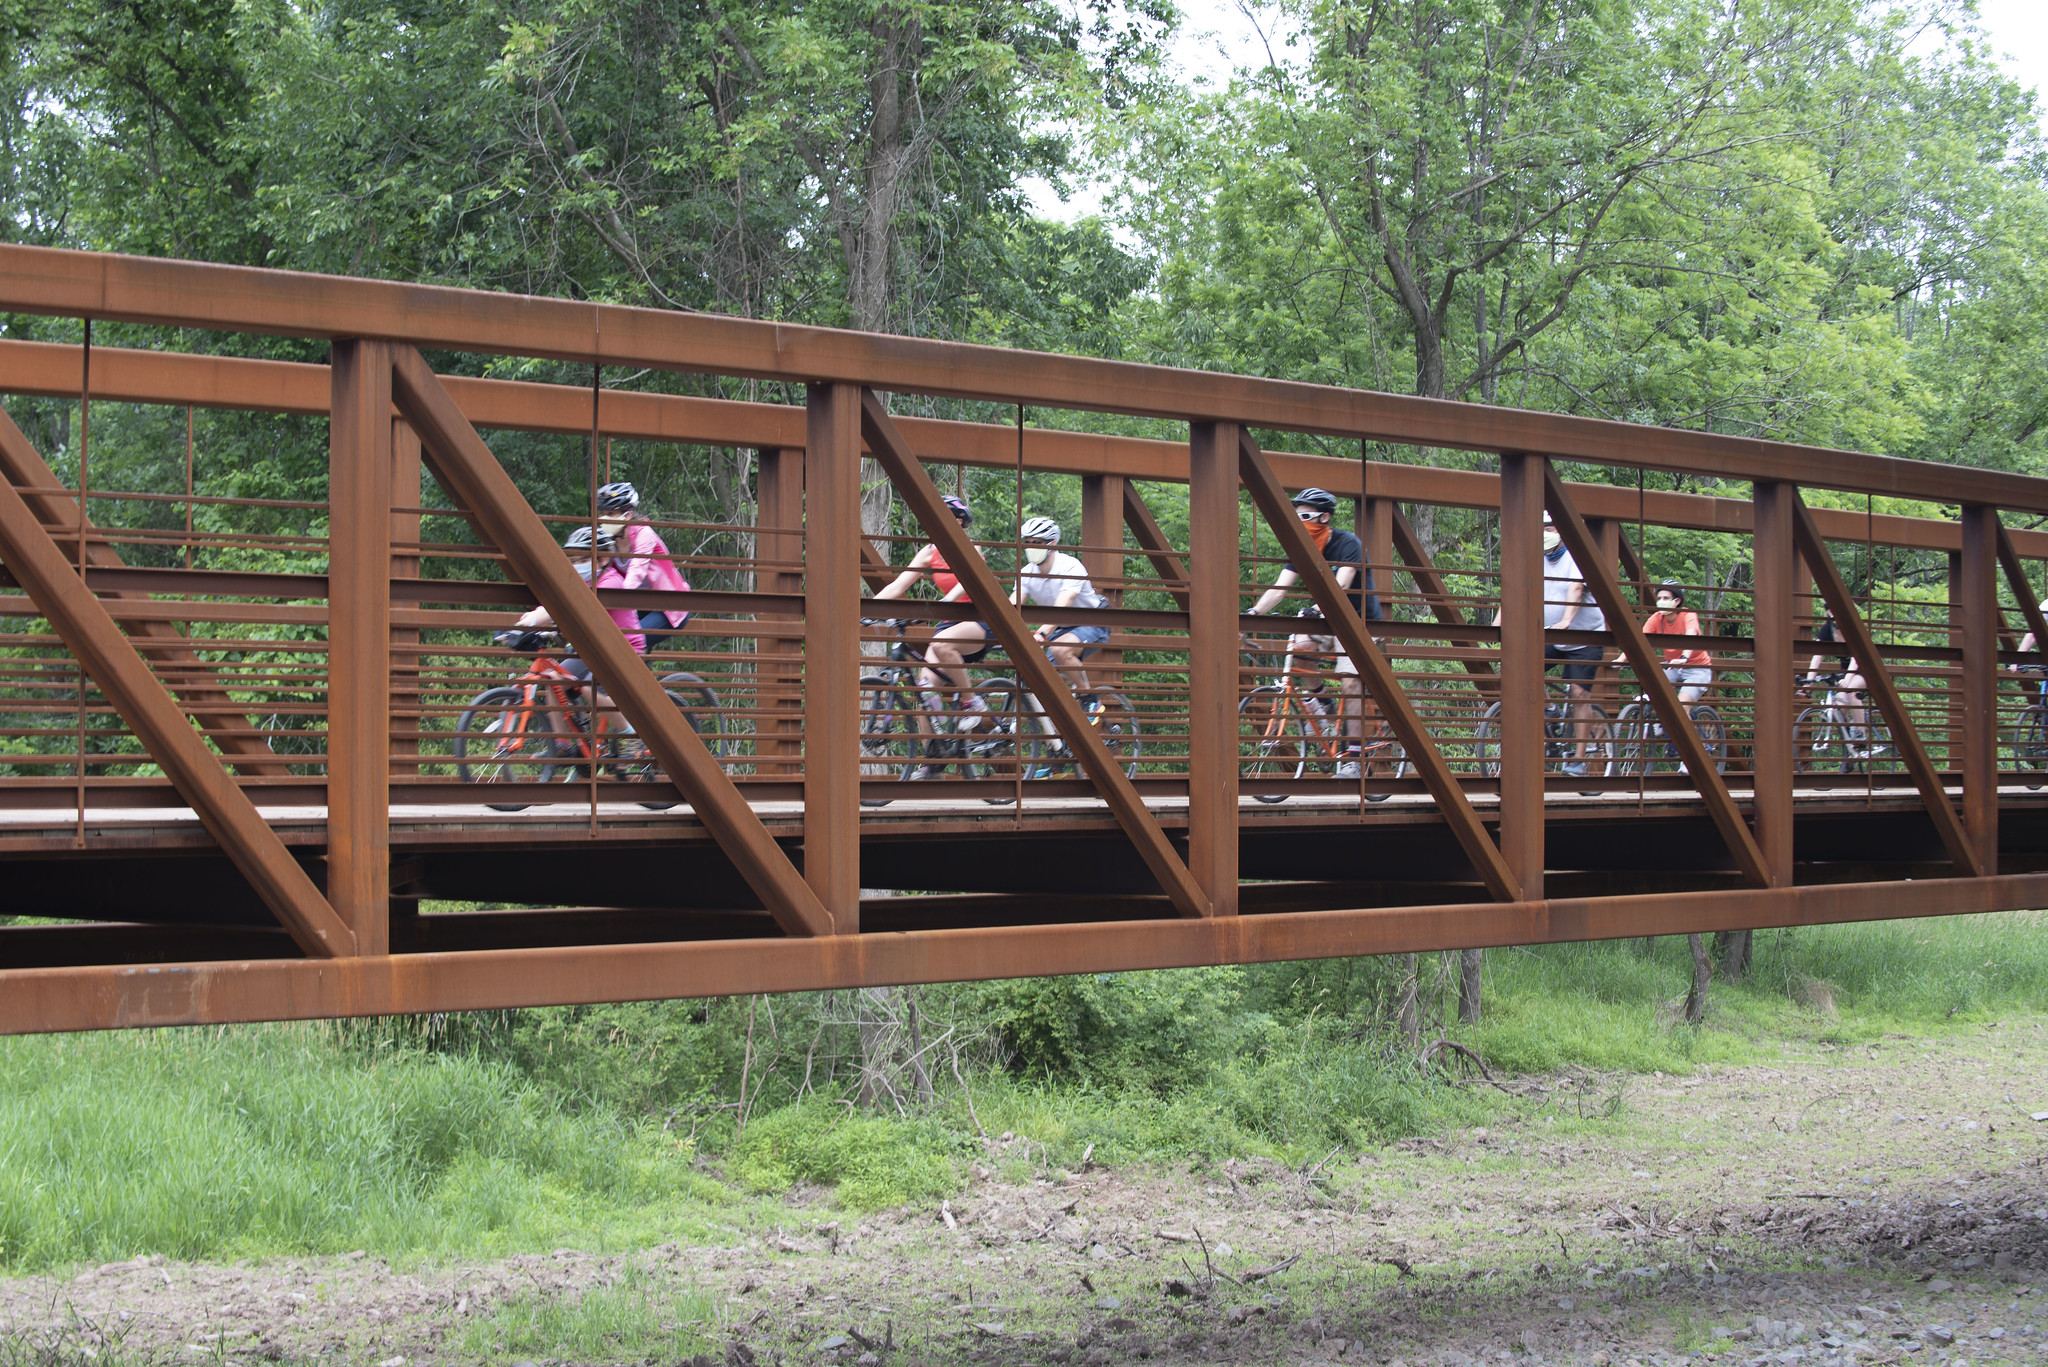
[2,914,2043,1271]
[0,1024,728,1272]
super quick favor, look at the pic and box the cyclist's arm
[517,605,555,630]
[2021,631,2040,656]
[1249,567,1301,616]
[872,545,939,601]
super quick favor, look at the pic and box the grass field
[2,913,2043,1276]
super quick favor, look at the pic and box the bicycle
[2011,664,2048,789]
[1794,681,1895,785]
[856,620,1043,799]
[1010,684,1143,786]
[453,630,723,811]
[1615,690,1726,776]
[1238,637,1401,803]
[1471,681,1617,792]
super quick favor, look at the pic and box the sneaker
[907,764,946,782]
[1675,762,1689,776]
[1562,761,1591,778]
[1334,760,1362,780]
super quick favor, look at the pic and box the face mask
[599,516,629,543]
[1025,545,1051,565]
[1542,528,1562,553]
[1305,520,1332,551]
[573,559,594,583]
[1656,599,1679,613]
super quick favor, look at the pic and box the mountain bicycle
[453,629,723,811]
[1238,635,1401,803]
[1615,690,1726,776]
[1795,682,1895,786]
[857,620,1043,801]
[1009,684,1143,787]
[2012,664,2048,789]
[1471,681,1617,791]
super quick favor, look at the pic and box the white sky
[1024,0,2048,224]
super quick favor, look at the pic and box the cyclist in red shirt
[870,494,994,774]
[1643,580,1712,704]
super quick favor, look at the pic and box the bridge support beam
[1188,422,1240,915]
[1961,506,1999,874]
[328,340,393,953]
[1499,454,1545,899]
[1752,482,1796,886]
[804,391,862,924]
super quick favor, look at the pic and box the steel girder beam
[1995,521,2048,651]
[1388,505,1499,698]
[9,337,2048,564]
[0,404,289,776]
[9,244,2048,511]
[1119,480,1193,612]
[857,389,1213,918]
[1790,493,1979,875]
[0,464,353,956]
[387,345,836,937]
[1542,461,1772,887]
[1238,430,1520,901]
[6,871,2046,1035]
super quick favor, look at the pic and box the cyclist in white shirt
[1015,516,1110,696]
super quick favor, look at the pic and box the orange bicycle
[453,629,723,811]
[1238,629,1402,803]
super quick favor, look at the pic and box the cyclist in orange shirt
[1643,580,1712,704]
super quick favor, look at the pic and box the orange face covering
[1304,519,1333,552]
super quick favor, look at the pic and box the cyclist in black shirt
[1245,487,1383,778]
[1802,613,1874,757]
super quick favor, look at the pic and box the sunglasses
[1296,508,1325,521]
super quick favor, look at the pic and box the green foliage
[977,967,1248,1089]
[728,1102,967,1210]
[453,1264,718,1362]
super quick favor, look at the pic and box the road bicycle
[1471,681,1617,790]
[1615,690,1726,776]
[1238,635,1402,803]
[1011,685,1143,786]
[1794,682,1895,784]
[857,620,1043,799]
[453,630,723,811]
[2012,665,2048,789]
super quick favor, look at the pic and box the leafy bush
[727,1102,967,1210]
[976,967,1248,1090]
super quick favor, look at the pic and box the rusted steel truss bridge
[2,245,2047,1034]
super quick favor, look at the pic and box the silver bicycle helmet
[1020,515,1061,543]
[596,481,639,512]
[563,524,619,553]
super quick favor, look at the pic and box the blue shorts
[1048,624,1110,659]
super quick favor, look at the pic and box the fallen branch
[1243,1252,1302,1283]
[1420,1038,1516,1094]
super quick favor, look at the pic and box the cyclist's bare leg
[1837,674,1868,731]
[920,621,992,738]
[1044,635,1092,695]
[1339,675,1364,745]
[1567,681,1595,759]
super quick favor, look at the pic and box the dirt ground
[6,1021,2048,1366]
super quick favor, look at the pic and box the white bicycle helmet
[1020,516,1061,543]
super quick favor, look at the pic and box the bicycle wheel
[659,672,727,757]
[1240,686,1309,802]
[1088,692,1142,779]
[454,685,560,810]
[2014,704,2048,789]
[1690,704,1727,774]
[1471,701,1503,777]
[1795,706,1844,785]
[1614,702,1655,775]
[969,677,1047,795]
[612,688,721,810]
[1358,720,1403,802]
[859,677,921,794]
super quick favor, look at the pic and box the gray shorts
[1664,666,1712,688]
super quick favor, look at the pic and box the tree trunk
[1720,929,1752,981]
[1685,933,1712,1024]
[1396,952,1421,1051]
[1457,947,1482,1023]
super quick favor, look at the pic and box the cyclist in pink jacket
[597,482,690,645]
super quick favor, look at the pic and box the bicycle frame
[493,653,621,771]
[1249,643,1349,763]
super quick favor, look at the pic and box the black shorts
[1544,643,1603,682]
[934,621,997,665]
[560,657,593,683]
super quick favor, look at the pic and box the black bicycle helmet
[942,494,973,526]
[596,482,639,512]
[1290,487,1338,514]
[1655,579,1685,604]
[563,524,618,553]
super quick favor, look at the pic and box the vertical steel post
[1961,505,1999,874]
[1499,453,1544,899]
[1081,473,1126,683]
[1187,423,1240,915]
[805,386,863,926]
[327,340,392,954]
[1751,481,1795,887]
[757,447,806,774]
[389,417,422,784]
